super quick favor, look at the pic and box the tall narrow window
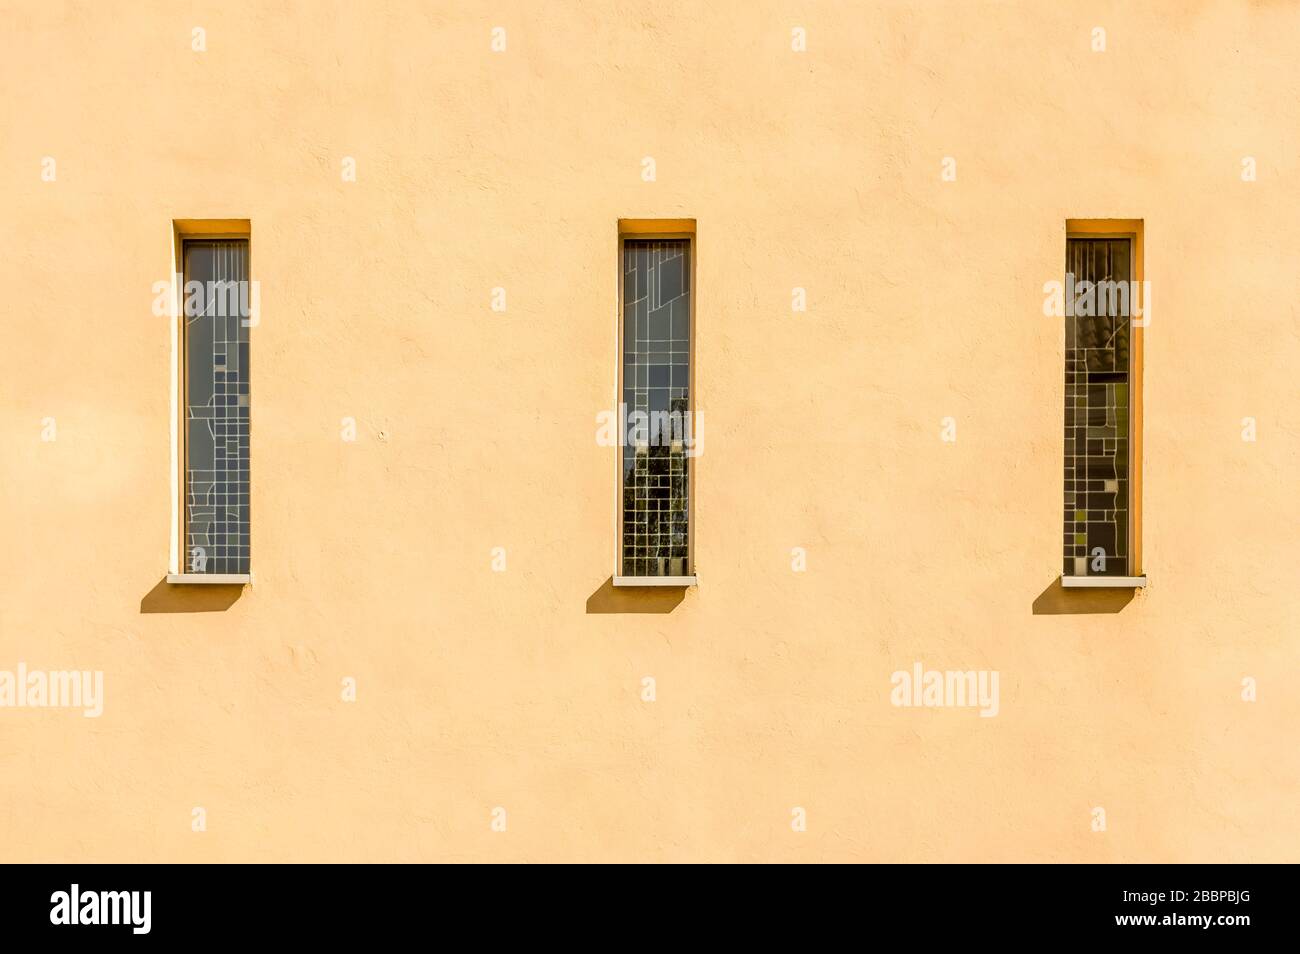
[618,233,694,584]
[182,239,251,576]
[1062,227,1143,586]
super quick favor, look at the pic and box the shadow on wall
[586,577,684,614]
[140,577,244,614]
[1032,577,1134,615]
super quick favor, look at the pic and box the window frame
[1061,219,1145,588]
[613,221,698,587]
[167,220,254,585]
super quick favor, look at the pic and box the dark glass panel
[621,239,690,577]
[1063,238,1130,577]
[183,240,251,574]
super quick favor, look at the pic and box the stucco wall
[0,1,1296,862]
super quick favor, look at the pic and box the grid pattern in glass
[184,240,251,574]
[621,239,690,577]
[1064,238,1130,577]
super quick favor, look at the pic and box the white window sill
[166,573,252,585]
[1060,575,1146,589]
[613,575,697,588]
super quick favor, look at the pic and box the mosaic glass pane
[184,240,251,574]
[621,239,690,577]
[1064,238,1130,577]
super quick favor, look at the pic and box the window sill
[166,573,252,585]
[1060,575,1146,589]
[613,575,697,588]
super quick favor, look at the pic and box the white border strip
[168,227,180,576]
[1061,575,1147,589]
[166,573,252,585]
[613,576,697,588]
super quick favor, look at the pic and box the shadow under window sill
[587,576,685,614]
[140,576,245,614]
[1033,577,1137,615]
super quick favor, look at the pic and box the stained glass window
[183,240,251,575]
[621,239,690,577]
[1064,238,1130,577]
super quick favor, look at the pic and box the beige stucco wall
[0,1,1296,862]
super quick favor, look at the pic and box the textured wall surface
[0,0,1296,862]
